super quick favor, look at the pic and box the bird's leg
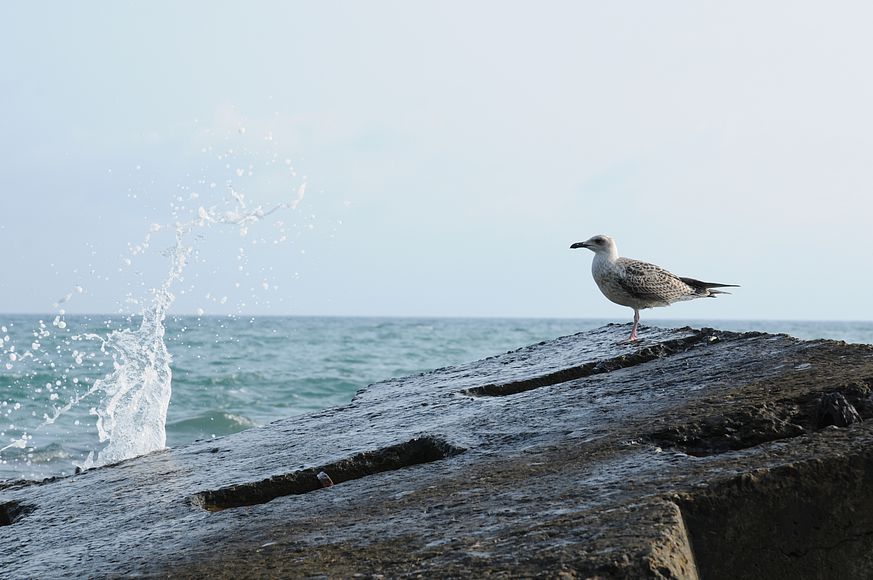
[629,309,640,341]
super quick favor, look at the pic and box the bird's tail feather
[679,277,739,296]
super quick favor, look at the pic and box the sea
[1,314,871,482]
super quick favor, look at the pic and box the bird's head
[570,234,616,255]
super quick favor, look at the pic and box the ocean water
[1,314,871,481]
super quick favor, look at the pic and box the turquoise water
[1,314,871,481]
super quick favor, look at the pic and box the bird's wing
[616,259,688,302]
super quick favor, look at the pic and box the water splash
[75,254,182,469]
[0,186,303,475]
[2,122,312,477]
[76,191,297,469]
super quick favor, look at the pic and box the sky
[1,1,872,321]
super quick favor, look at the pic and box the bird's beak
[570,241,588,249]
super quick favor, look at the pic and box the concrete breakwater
[2,324,873,578]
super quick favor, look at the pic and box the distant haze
[2,2,871,321]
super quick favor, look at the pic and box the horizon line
[0,312,870,325]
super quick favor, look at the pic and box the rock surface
[2,324,873,579]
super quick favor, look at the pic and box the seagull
[570,235,738,341]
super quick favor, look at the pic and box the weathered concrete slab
[2,324,873,578]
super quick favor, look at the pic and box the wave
[166,410,259,443]
[0,442,71,464]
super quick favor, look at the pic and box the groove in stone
[464,330,719,397]
[0,501,34,526]
[193,436,465,512]
[651,384,872,456]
